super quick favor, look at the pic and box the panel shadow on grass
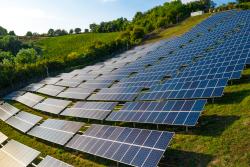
[159,149,213,167]
[189,115,240,137]
[215,89,250,105]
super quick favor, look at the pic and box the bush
[15,48,39,64]
[130,27,145,42]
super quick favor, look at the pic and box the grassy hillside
[1,13,249,167]
[33,32,121,58]
[144,13,211,44]
[1,68,249,167]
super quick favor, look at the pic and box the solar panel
[0,102,20,121]
[61,102,118,120]
[6,111,42,133]
[107,99,207,126]
[0,140,40,167]
[88,87,143,101]
[37,156,73,167]
[40,77,61,85]
[55,78,84,87]
[3,91,26,100]
[67,124,174,167]
[15,92,45,107]
[0,132,7,144]
[28,119,83,145]
[57,87,95,100]
[37,85,66,96]
[138,78,228,101]
[22,83,45,92]
[33,98,72,115]
[78,79,114,89]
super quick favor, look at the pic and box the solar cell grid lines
[57,87,96,100]
[67,124,174,167]
[72,73,99,81]
[0,132,8,144]
[36,84,66,96]
[0,102,20,121]
[61,102,118,120]
[138,78,228,100]
[40,77,62,85]
[55,78,84,87]
[88,87,143,101]
[22,83,45,92]
[37,156,73,167]
[78,79,114,89]
[28,119,83,145]
[15,92,45,107]
[107,99,207,126]
[33,98,72,115]
[0,140,40,167]
[6,111,43,133]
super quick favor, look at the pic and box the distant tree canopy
[237,0,249,3]
[89,0,212,34]
[26,31,33,37]
[74,28,82,34]
[9,31,16,36]
[0,26,8,36]
[89,17,129,33]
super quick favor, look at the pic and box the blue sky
[0,0,235,35]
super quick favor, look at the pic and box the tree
[74,28,81,34]
[9,31,16,36]
[26,31,33,37]
[15,48,38,64]
[48,29,55,37]
[54,29,62,36]
[61,29,68,35]
[237,0,249,3]
[84,29,89,33]
[69,29,74,34]
[0,26,8,36]
[90,23,98,32]
[0,51,14,62]
[130,26,145,42]
[0,35,23,55]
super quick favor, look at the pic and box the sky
[0,0,236,35]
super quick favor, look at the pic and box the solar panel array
[67,124,174,167]
[107,99,207,126]
[37,84,66,96]
[6,111,42,133]
[0,102,20,121]
[28,119,83,145]
[33,98,72,114]
[0,140,40,167]
[1,10,250,167]
[61,102,118,120]
[57,87,95,100]
[37,156,73,167]
[15,92,45,107]
[88,87,143,101]
[0,132,7,144]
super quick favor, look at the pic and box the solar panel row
[67,124,174,167]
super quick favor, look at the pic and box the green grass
[163,69,250,167]
[1,69,249,167]
[33,32,121,58]
[1,14,249,167]
[144,13,211,44]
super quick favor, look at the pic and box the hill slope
[33,32,121,58]
[1,13,249,167]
